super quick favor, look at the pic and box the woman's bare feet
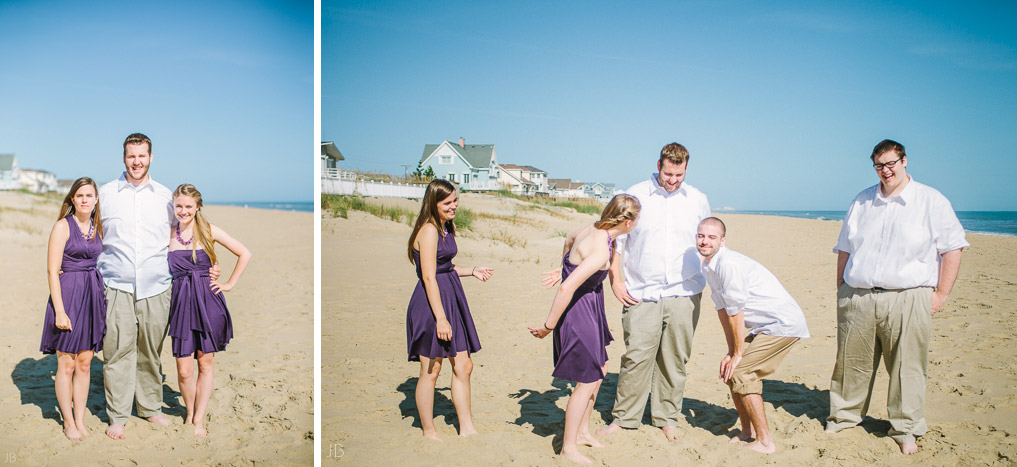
[194,423,208,437]
[459,426,478,437]
[75,421,90,438]
[63,425,83,441]
[422,429,443,441]
[577,433,604,448]
[561,447,593,465]
[728,430,753,443]
[743,440,776,453]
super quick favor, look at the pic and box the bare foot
[75,422,91,438]
[105,423,126,440]
[662,426,683,442]
[578,433,604,448]
[422,430,443,442]
[63,426,83,441]
[147,414,171,426]
[595,423,624,436]
[824,428,837,434]
[899,441,918,455]
[560,447,593,466]
[744,440,776,454]
[459,426,478,437]
[729,430,753,443]
[194,424,208,437]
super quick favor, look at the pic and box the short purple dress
[551,238,614,383]
[168,249,233,358]
[405,228,481,361]
[40,216,106,354]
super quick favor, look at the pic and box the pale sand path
[0,191,313,465]
[323,192,1017,465]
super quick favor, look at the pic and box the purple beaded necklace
[176,223,194,246]
[79,217,94,241]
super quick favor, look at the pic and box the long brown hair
[407,179,457,264]
[594,194,640,230]
[58,177,104,241]
[173,184,217,265]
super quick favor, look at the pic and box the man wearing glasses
[826,139,967,455]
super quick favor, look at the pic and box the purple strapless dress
[405,229,481,361]
[40,216,106,354]
[551,248,614,383]
[168,249,233,358]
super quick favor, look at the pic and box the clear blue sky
[323,1,1017,211]
[0,0,312,203]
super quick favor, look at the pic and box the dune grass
[321,194,475,230]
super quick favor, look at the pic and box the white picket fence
[321,172,426,199]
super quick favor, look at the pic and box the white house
[0,154,21,190]
[418,138,501,191]
[495,164,540,196]
[321,141,344,174]
[548,178,587,199]
[20,169,59,193]
[583,181,616,202]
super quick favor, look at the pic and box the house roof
[499,164,546,174]
[520,165,546,174]
[321,141,344,161]
[497,165,536,185]
[548,178,585,190]
[420,141,495,169]
[0,154,16,171]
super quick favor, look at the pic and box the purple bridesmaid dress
[551,239,614,383]
[40,216,106,354]
[168,249,233,358]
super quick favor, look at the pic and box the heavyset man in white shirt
[697,217,809,454]
[826,139,967,455]
[597,143,711,441]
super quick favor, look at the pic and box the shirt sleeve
[833,199,857,254]
[930,194,969,254]
[717,261,748,316]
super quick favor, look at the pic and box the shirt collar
[649,173,686,197]
[703,246,727,271]
[116,172,155,192]
[873,175,915,206]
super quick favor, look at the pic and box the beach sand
[323,192,1017,465]
[0,191,313,465]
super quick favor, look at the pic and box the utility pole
[401,164,411,180]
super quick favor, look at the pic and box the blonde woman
[405,179,493,440]
[167,184,252,436]
[530,194,640,465]
[40,177,107,441]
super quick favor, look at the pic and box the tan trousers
[610,294,701,428]
[827,285,932,444]
[728,334,799,395]
[102,287,171,425]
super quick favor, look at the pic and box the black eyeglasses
[873,156,903,171]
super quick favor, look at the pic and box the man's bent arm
[836,250,849,288]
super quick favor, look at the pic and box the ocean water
[212,201,313,213]
[725,210,1017,237]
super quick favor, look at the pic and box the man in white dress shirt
[826,139,967,455]
[697,217,809,454]
[597,142,711,441]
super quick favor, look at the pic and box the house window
[463,173,471,184]
[447,173,456,182]
[440,155,452,164]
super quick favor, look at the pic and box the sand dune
[0,191,313,465]
[323,192,1017,465]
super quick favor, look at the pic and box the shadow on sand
[11,355,107,426]
[397,377,460,432]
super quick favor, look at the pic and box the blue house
[418,138,501,191]
[0,154,21,190]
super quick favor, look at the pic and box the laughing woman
[167,184,252,436]
[405,179,493,440]
[40,177,107,441]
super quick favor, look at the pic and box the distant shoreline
[722,210,1017,237]
[211,201,313,213]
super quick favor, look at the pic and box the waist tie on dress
[61,258,97,273]
[172,269,214,335]
[435,263,456,274]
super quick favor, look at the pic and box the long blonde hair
[407,179,456,264]
[594,194,640,230]
[173,184,217,265]
[58,177,104,241]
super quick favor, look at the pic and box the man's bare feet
[595,423,624,436]
[147,414,170,426]
[105,423,126,440]
[743,440,776,454]
[729,430,753,443]
[560,447,593,465]
[899,441,918,455]
[63,426,83,441]
[194,424,208,437]
[662,425,683,442]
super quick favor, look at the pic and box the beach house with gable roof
[497,164,550,196]
[418,138,500,191]
[0,154,21,190]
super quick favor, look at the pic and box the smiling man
[826,139,968,455]
[97,133,176,439]
[596,142,711,441]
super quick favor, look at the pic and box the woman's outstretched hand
[540,268,562,289]
[472,266,493,282]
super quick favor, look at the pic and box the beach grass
[321,194,415,226]
[493,189,603,215]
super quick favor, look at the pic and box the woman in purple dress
[405,179,493,440]
[530,194,640,465]
[40,177,106,441]
[168,184,251,436]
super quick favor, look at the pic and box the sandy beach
[0,191,313,465]
[323,192,1017,465]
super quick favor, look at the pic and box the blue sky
[0,0,312,203]
[323,1,1017,211]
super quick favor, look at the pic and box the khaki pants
[728,334,798,395]
[102,286,171,425]
[827,285,932,444]
[610,294,700,428]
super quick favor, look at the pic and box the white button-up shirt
[703,247,810,338]
[97,173,174,299]
[834,177,968,289]
[617,175,711,301]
